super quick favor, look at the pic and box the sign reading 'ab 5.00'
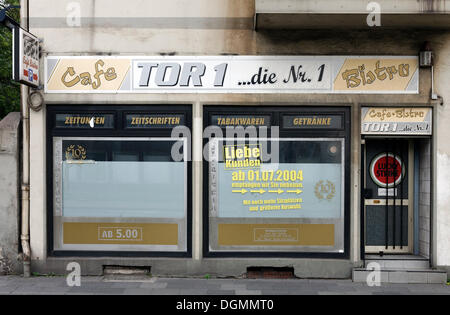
[45,56,418,94]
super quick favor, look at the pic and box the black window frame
[202,105,351,259]
[46,105,193,258]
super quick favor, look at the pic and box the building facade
[24,0,450,280]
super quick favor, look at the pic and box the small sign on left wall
[12,27,39,88]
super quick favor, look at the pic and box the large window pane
[209,138,345,252]
[62,161,185,218]
[53,137,187,252]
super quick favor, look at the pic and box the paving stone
[123,288,154,295]
[64,292,96,295]
[234,289,262,295]
[245,283,279,290]
[261,290,318,295]
[206,290,236,295]
[317,291,347,295]
[0,288,17,294]
[68,286,125,294]
[152,289,182,295]
[0,275,449,295]
[373,291,403,295]
[166,281,216,289]
[31,287,71,293]
[179,289,209,295]
[140,282,168,289]
[9,291,55,295]
[408,286,450,294]
[220,283,247,290]
[107,282,143,289]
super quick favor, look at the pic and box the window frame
[202,106,351,258]
[46,105,192,257]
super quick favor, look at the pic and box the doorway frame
[362,138,415,255]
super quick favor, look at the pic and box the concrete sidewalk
[0,275,449,295]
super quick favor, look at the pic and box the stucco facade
[23,0,450,278]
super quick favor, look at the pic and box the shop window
[47,106,191,256]
[204,107,350,257]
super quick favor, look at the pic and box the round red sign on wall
[369,153,405,188]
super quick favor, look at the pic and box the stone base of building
[31,258,357,279]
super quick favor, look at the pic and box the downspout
[20,0,31,278]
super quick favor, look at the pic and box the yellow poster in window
[63,222,178,245]
[218,224,334,246]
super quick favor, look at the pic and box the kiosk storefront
[203,106,350,257]
[47,105,192,256]
[37,54,440,279]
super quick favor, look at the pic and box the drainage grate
[246,267,295,279]
[103,265,152,282]
[103,265,151,275]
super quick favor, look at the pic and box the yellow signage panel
[63,222,178,245]
[46,58,131,92]
[334,58,418,92]
[218,224,334,246]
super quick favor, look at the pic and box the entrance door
[364,139,413,254]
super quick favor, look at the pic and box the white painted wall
[433,35,450,268]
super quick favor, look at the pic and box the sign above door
[361,107,432,136]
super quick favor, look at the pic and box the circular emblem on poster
[65,144,87,161]
[314,180,336,201]
[369,153,405,188]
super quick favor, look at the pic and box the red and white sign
[369,153,405,188]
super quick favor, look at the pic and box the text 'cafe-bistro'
[38,55,434,277]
